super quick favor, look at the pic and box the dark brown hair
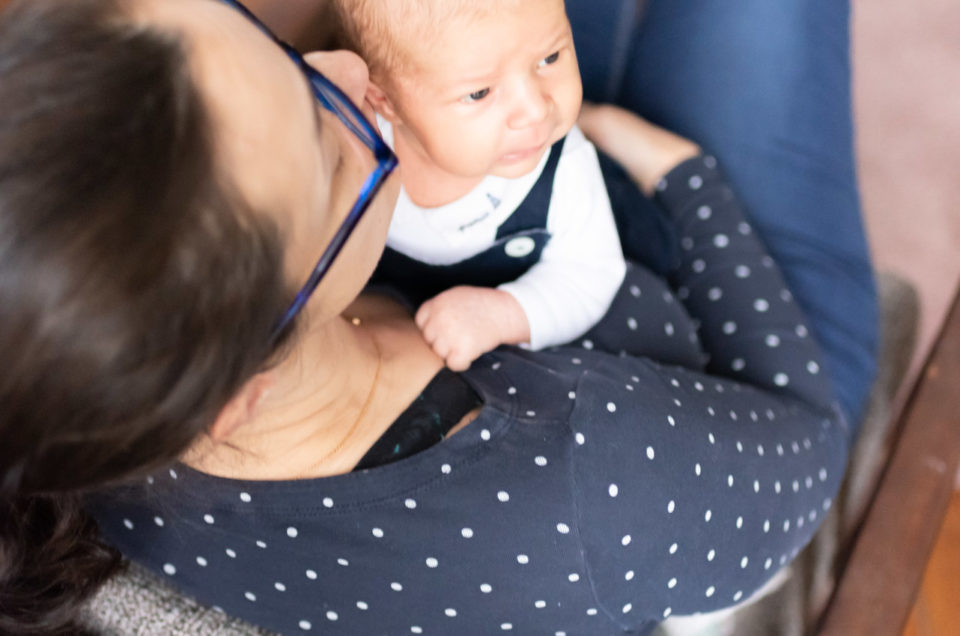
[0,0,293,632]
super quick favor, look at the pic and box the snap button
[504,236,536,258]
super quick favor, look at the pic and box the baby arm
[415,287,530,371]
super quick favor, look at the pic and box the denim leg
[569,0,878,428]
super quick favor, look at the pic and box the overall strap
[495,136,567,239]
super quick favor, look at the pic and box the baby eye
[461,88,491,104]
[537,51,560,68]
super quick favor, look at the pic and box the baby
[334,0,629,370]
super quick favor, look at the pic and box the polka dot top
[92,157,850,636]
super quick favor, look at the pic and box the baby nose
[507,81,549,130]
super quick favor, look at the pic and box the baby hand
[415,286,530,371]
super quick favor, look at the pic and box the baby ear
[366,80,401,123]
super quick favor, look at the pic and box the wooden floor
[902,491,960,636]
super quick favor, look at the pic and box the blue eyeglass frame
[216,0,398,341]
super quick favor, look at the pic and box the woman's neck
[184,295,444,480]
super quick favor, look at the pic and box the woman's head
[0,0,396,496]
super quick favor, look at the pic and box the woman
[0,0,851,634]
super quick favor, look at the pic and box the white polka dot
[727,474,735,487]
[196,556,208,567]
[239,492,252,503]
[568,573,580,582]
[820,468,829,481]
[442,463,452,474]
[306,569,317,579]
[627,317,638,330]
[298,619,311,630]
[754,299,770,312]
[275,582,286,591]
[391,582,403,591]
[695,463,702,476]
[707,287,723,301]
[625,570,635,580]
[123,519,134,530]
[445,608,458,617]
[707,549,716,561]
[535,600,546,608]
[713,234,729,248]
[765,557,773,570]
[622,603,633,614]
[736,441,743,452]
[763,519,771,533]
[481,583,493,593]
[723,321,737,335]
[807,361,820,374]
[646,446,655,460]
[783,520,791,532]
[689,175,703,189]
[734,590,744,602]
[692,259,706,273]
[461,527,474,538]
[507,386,517,395]
[287,527,298,538]
[667,415,676,426]
[245,591,257,602]
[163,563,176,576]
[557,523,570,534]
[587,608,598,616]
[668,577,677,589]
[372,527,384,538]
[796,324,809,337]
[517,554,529,564]
[326,611,338,621]
[202,514,214,525]
[525,410,536,417]
[663,608,673,618]
[607,402,617,413]
[704,510,712,522]
[754,480,760,492]
[740,556,749,569]
[225,548,237,558]
[497,490,510,502]
[168,468,178,480]
[697,206,712,220]
[322,497,334,508]
[656,178,668,191]
[732,358,746,371]
[774,373,789,386]
[571,358,582,365]
[735,265,751,278]
[405,498,417,509]
[667,500,676,513]
[704,156,717,168]
[575,432,585,445]
[681,237,695,250]
[608,484,619,497]
[621,534,632,546]
[411,628,422,635]
[501,623,513,631]
[736,516,743,529]
[739,222,752,235]
[568,391,576,400]
[535,455,548,467]
[582,339,594,350]
[669,542,678,554]
[765,334,781,347]
[256,540,267,549]
[706,586,715,597]
[426,557,438,568]
[480,429,491,441]
[357,601,368,610]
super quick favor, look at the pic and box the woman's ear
[208,373,274,441]
[366,80,401,123]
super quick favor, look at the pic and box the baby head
[334,0,582,181]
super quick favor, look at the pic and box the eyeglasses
[217,0,398,342]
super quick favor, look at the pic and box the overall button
[505,236,536,258]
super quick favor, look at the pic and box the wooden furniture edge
[818,284,960,635]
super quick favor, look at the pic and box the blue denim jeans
[568,0,879,430]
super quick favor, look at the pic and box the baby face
[384,0,582,180]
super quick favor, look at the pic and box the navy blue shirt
[93,157,848,635]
